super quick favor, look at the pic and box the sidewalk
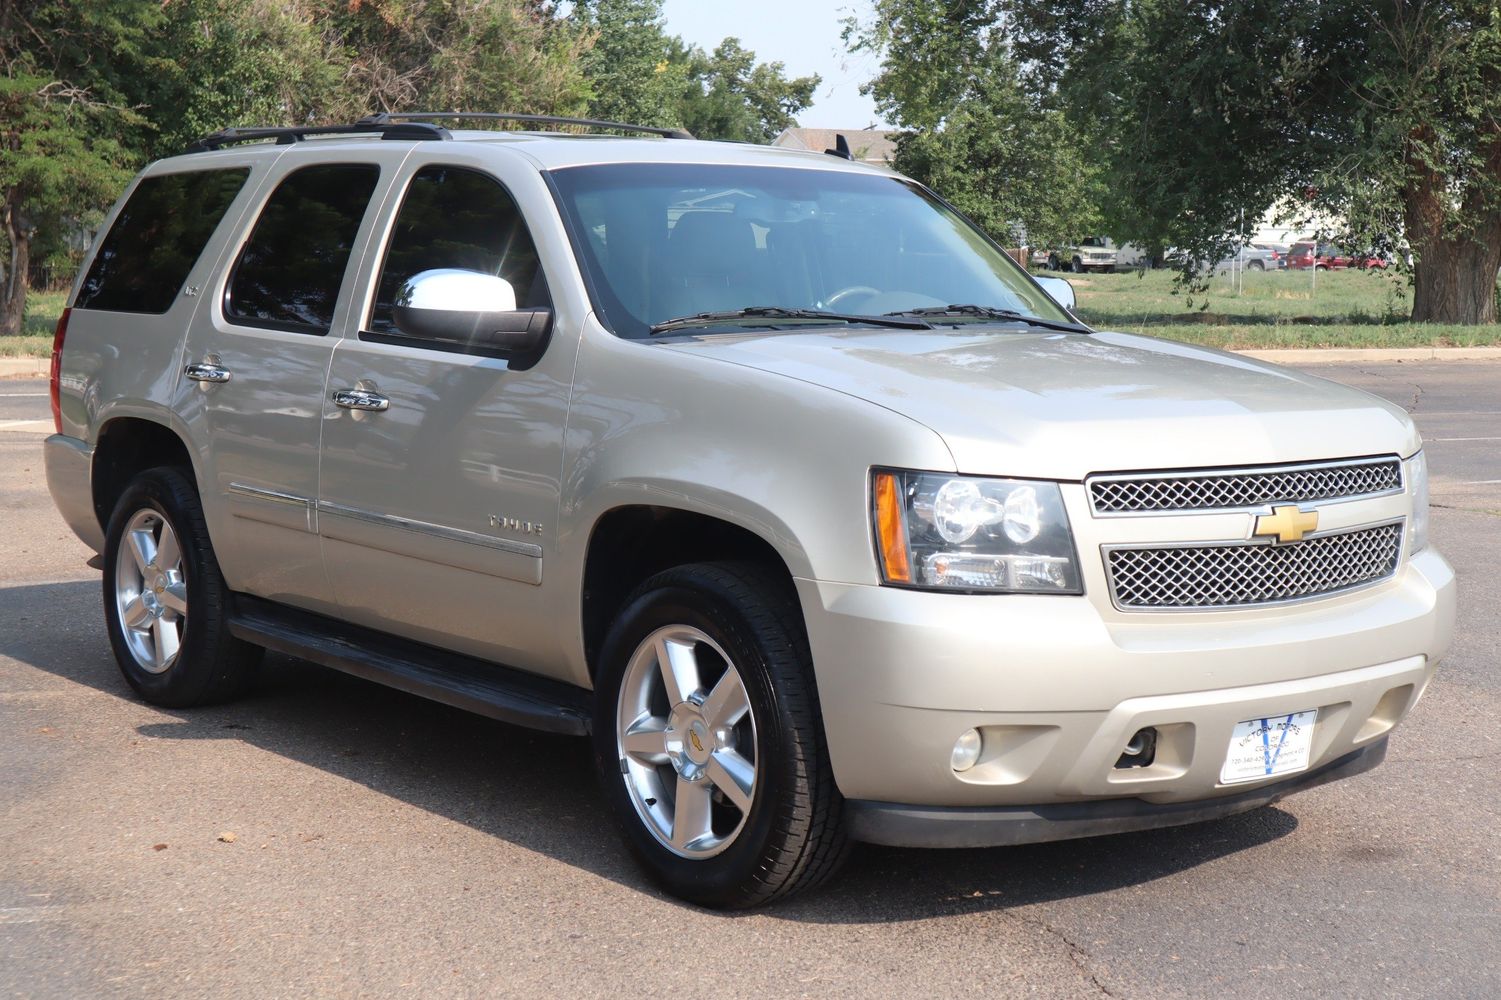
[0,358,47,378]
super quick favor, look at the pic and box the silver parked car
[45,113,1454,908]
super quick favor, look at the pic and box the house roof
[771,128,898,164]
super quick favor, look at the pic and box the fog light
[951,729,983,772]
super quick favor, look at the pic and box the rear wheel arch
[92,417,196,534]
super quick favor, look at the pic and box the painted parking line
[0,392,47,397]
[0,419,50,431]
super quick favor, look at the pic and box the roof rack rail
[184,120,450,153]
[358,112,694,140]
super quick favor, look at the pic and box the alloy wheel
[615,624,758,859]
[113,508,188,674]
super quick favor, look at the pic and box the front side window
[548,163,1073,339]
[369,166,547,335]
[76,168,249,314]
[225,164,380,333]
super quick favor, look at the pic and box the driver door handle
[332,388,390,412]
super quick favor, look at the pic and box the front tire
[102,466,261,707]
[593,562,848,908]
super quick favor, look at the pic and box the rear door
[177,145,408,614]
[317,151,578,676]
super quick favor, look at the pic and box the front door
[317,155,575,675]
[177,147,408,614]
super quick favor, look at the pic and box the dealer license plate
[1220,711,1318,784]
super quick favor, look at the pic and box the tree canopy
[0,0,820,335]
[898,0,1501,323]
[845,0,1103,250]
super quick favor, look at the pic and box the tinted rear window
[75,168,250,314]
[226,164,380,333]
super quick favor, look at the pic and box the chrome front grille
[1105,522,1404,610]
[1088,457,1402,514]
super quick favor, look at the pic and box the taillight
[50,307,70,434]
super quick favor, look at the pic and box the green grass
[0,290,68,357]
[1065,267,1501,348]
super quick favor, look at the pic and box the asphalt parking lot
[2,361,1498,999]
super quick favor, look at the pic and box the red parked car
[1287,242,1388,270]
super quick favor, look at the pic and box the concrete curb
[0,358,48,378]
[1234,346,1501,363]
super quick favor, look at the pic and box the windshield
[548,163,1074,338]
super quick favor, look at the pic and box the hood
[660,328,1419,479]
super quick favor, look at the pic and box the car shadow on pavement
[3,579,1298,921]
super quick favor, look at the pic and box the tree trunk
[1,197,30,338]
[1409,233,1501,325]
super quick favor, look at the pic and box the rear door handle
[184,362,232,384]
[332,388,390,412]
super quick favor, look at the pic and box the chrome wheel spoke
[656,636,701,706]
[707,749,755,813]
[700,668,749,730]
[154,524,181,573]
[670,776,713,850]
[151,618,180,669]
[121,595,152,631]
[621,718,669,761]
[126,528,156,575]
[159,581,188,615]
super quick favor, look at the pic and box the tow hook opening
[1114,727,1158,769]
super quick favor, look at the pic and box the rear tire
[593,562,849,908]
[102,466,261,707]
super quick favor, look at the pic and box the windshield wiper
[649,306,932,336]
[886,304,1090,333]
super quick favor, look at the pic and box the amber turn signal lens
[874,471,912,583]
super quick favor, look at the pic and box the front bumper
[849,738,1386,848]
[796,546,1454,824]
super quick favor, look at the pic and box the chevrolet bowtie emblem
[1253,504,1319,543]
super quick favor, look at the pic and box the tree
[573,1,820,140]
[844,0,1103,247]
[572,0,687,128]
[675,38,819,143]
[309,0,592,121]
[1005,0,1501,323]
[0,2,151,336]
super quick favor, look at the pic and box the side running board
[228,594,591,736]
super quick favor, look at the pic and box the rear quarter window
[74,168,250,314]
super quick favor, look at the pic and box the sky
[660,0,888,130]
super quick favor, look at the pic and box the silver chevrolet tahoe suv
[45,113,1456,908]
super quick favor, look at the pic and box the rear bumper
[848,738,1386,848]
[44,433,102,552]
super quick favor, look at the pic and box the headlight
[872,470,1083,593]
[1405,451,1429,553]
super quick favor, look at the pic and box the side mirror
[1034,274,1077,310]
[391,268,552,363]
